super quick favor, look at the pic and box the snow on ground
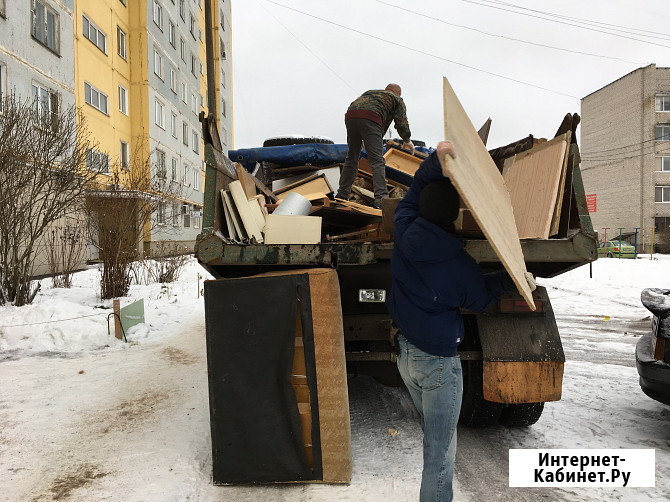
[0,256,669,501]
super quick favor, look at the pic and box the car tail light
[614,247,620,252]
[499,298,544,312]
[358,289,386,303]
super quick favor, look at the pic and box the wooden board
[229,181,264,243]
[442,77,534,310]
[221,189,246,240]
[264,214,322,244]
[502,133,569,239]
[276,176,333,200]
[483,361,563,403]
[334,198,382,216]
[382,148,422,176]
[220,189,238,239]
[248,196,266,232]
[549,132,572,236]
[235,163,258,200]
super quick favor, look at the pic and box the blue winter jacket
[386,151,517,357]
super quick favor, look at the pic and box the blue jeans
[396,335,463,502]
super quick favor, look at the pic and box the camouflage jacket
[346,90,411,141]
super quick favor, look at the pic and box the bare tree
[86,143,187,299]
[46,214,87,288]
[0,96,99,306]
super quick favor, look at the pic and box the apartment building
[74,0,232,255]
[0,0,78,275]
[581,64,670,253]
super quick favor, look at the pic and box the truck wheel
[263,136,334,147]
[459,360,503,427]
[498,402,545,427]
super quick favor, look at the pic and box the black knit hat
[419,178,460,233]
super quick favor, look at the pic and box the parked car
[637,288,670,406]
[598,240,635,258]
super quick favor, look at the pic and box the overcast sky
[229,0,670,150]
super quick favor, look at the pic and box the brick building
[581,64,670,253]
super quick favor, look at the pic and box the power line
[263,0,579,100]
[0,312,107,328]
[254,0,357,93]
[457,0,670,50]
[375,0,647,66]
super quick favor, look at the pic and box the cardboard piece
[502,133,569,239]
[264,214,322,244]
[442,77,534,310]
[221,189,247,240]
[229,181,264,243]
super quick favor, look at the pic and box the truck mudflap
[476,286,565,404]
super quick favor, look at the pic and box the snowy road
[1,259,670,501]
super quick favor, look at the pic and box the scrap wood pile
[213,111,582,246]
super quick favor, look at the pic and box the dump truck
[196,112,597,431]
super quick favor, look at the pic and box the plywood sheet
[483,361,563,403]
[229,181,264,243]
[442,77,534,310]
[502,133,569,239]
[276,177,333,201]
[221,189,246,240]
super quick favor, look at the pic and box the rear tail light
[499,298,544,313]
[358,289,386,303]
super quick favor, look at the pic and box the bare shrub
[146,242,190,284]
[47,216,86,288]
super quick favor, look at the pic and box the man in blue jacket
[387,141,526,502]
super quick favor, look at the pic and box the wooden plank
[221,190,247,240]
[220,191,238,240]
[235,163,258,199]
[275,173,321,194]
[264,214,322,244]
[229,181,264,243]
[248,196,266,232]
[351,185,375,202]
[442,77,534,310]
[251,176,278,203]
[276,177,333,200]
[483,361,563,403]
[357,160,409,190]
[382,148,422,176]
[502,133,569,239]
[334,198,382,216]
[549,131,572,236]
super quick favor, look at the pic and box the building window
[656,186,670,203]
[156,149,166,178]
[180,37,186,62]
[182,121,188,146]
[86,148,110,175]
[117,27,126,60]
[168,20,176,48]
[32,1,60,54]
[656,94,670,112]
[220,9,225,30]
[661,157,670,172]
[182,165,188,185]
[220,41,226,59]
[181,82,187,103]
[179,0,185,21]
[193,168,200,190]
[221,126,227,147]
[172,202,180,226]
[157,202,166,225]
[221,97,226,118]
[656,124,670,141]
[189,12,196,39]
[0,64,5,114]
[119,0,126,6]
[120,140,129,170]
[0,0,5,18]
[84,81,108,115]
[200,94,204,109]
[32,83,59,131]
[171,112,177,137]
[154,49,164,79]
[183,203,191,227]
[222,69,225,88]
[83,14,106,54]
[191,53,197,76]
[192,130,199,153]
[118,84,128,115]
[193,207,201,229]
[171,157,178,182]
[155,99,165,128]
[191,92,197,114]
[169,66,177,93]
[153,0,163,30]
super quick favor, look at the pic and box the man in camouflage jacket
[336,84,414,209]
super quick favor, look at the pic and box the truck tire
[498,402,545,427]
[459,360,503,427]
[263,136,334,147]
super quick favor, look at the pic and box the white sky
[229,0,670,149]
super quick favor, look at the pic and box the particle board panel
[220,191,238,240]
[502,133,569,240]
[264,214,322,244]
[276,177,333,201]
[229,181,264,243]
[442,77,534,310]
[235,163,259,199]
[248,196,267,232]
[549,132,572,236]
